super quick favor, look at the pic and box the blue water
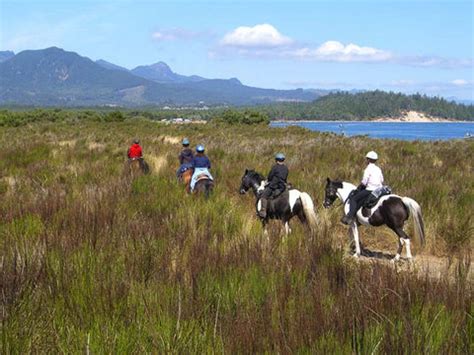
[270,121,474,141]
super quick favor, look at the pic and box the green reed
[0,117,472,352]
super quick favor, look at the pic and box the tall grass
[0,118,472,352]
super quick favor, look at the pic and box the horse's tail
[300,192,318,230]
[402,197,425,246]
[142,160,150,174]
[204,179,214,199]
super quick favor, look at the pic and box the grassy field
[1,118,472,352]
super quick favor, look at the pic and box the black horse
[323,178,425,260]
[239,169,318,234]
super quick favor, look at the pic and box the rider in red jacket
[127,139,143,159]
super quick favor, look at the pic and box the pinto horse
[239,169,318,234]
[323,178,425,260]
[181,168,214,198]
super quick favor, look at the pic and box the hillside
[259,91,474,121]
[0,47,159,105]
[0,50,14,62]
[131,61,206,83]
[0,47,322,106]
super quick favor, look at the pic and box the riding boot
[259,198,268,218]
[341,201,357,225]
[340,214,354,225]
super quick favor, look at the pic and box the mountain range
[0,47,327,106]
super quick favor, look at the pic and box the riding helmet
[182,138,190,146]
[196,144,205,153]
[133,138,140,144]
[275,153,285,161]
[365,151,378,160]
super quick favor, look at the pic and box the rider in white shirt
[341,151,384,225]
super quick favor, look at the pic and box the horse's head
[239,169,262,195]
[323,178,343,208]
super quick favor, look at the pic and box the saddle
[196,173,211,182]
[363,186,392,209]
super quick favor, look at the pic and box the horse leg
[262,220,268,236]
[392,227,412,261]
[284,220,291,235]
[351,223,361,257]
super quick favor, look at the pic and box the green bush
[215,109,270,125]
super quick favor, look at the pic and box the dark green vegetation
[1,113,472,352]
[0,47,321,106]
[261,91,474,121]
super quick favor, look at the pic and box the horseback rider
[341,151,384,225]
[127,138,146,170]
[176,138,194,178]
[128,138,142,159]
[258,153,288,219]
[190,144,213,192]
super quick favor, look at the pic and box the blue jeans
[176,162,193,177]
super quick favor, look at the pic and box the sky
[1,0,473,99]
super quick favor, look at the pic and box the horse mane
[327,178,344,189]
[246,169,265,182]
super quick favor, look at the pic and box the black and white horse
[239,169,318,234]
[323,178,425,260]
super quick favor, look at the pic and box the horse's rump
[196,173,212,183]
[126,158,149,175]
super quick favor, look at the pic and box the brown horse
[182,169,193,193]
[125,158,150,178]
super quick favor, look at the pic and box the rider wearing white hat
[341,151,384,225]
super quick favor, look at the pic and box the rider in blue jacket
[190,144,213,191]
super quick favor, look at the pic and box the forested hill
[260,91,474,121]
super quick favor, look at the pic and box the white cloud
[451,79,468,86]
[220,24,293,48]
[217,26,391,63]
[214,24,472,69]
[397,56,473,69]
[390,79,416,86]
[152,28,209,41]
[288,41,392,62]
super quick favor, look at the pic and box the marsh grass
[0,117,472,352]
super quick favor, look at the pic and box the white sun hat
[365,151,378,160]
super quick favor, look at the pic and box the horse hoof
[352,253,360,258]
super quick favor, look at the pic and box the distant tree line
[256,91,474,121]
[0,91,472,126]
[0,108,268,127]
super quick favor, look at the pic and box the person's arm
[127,148,131,158]
[207,157,211,169]
[267,166,275,181]
[178,151,184,164]
[361,167,370,187]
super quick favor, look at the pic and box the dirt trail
[355,251,472,283]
